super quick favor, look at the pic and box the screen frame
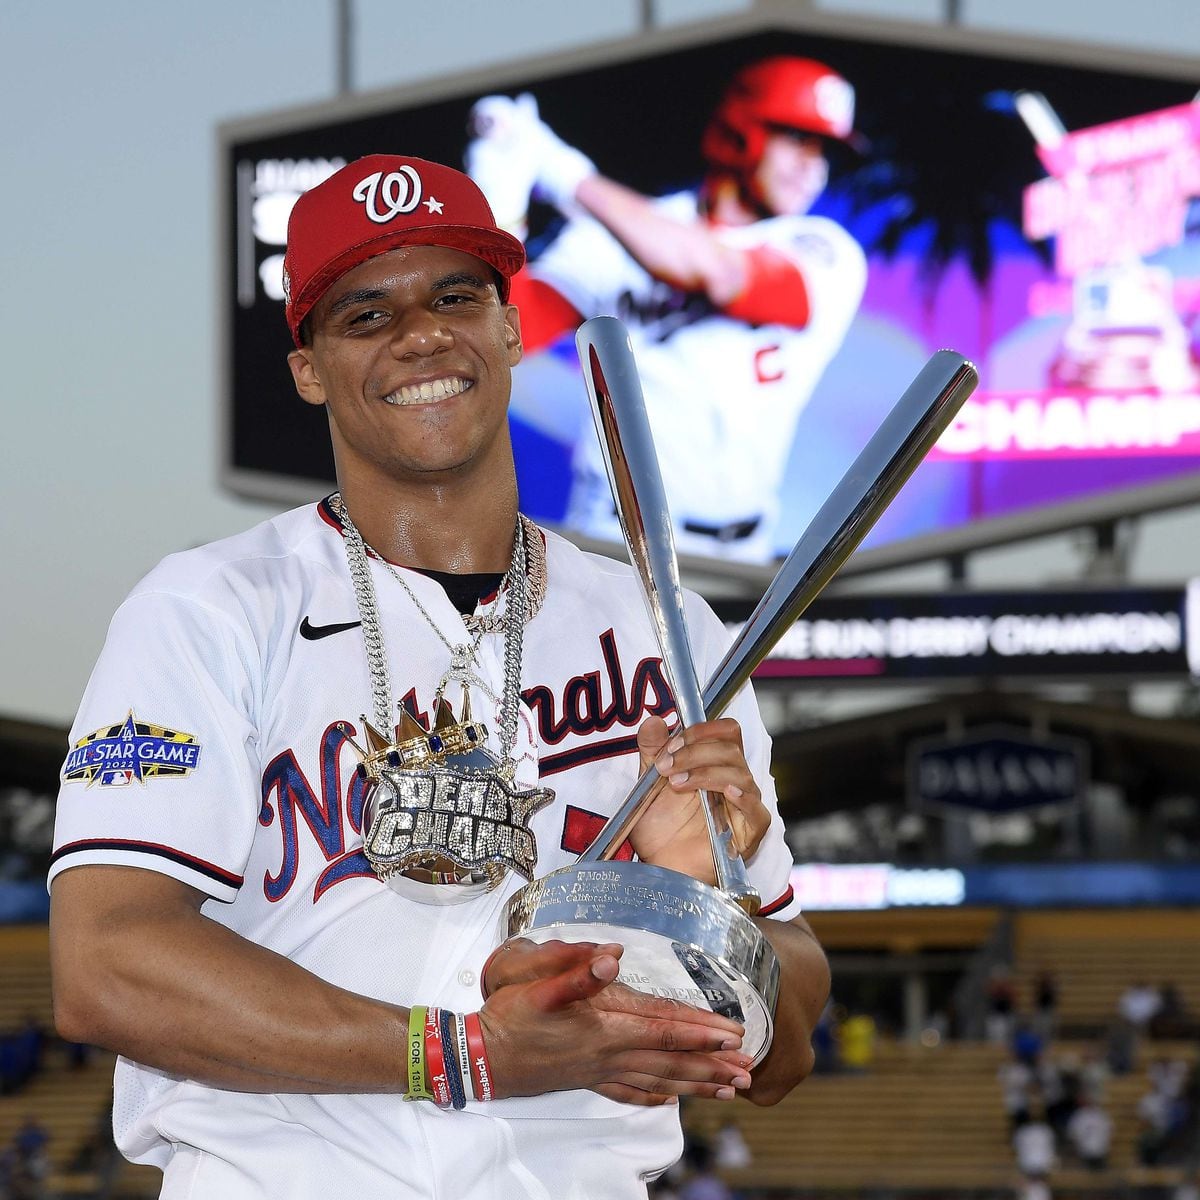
[215,0,1200,588]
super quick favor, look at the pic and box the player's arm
[50,865,436,1093]
[51,864,412,1093]
[572,177,812,329]
[467,94,811,327]
[741,913,829,1105]
[573,173,751,307]
[51,863,751,1103]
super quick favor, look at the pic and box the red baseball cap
[282,153,526,346]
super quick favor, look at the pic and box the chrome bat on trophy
[578,315,760,913]
[502,322,978,1062]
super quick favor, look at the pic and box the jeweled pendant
[341,694,553,901]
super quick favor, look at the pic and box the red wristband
[464,1011,494,1102]
[424,1007,452,1110]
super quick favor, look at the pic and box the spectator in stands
[0,1019,44,1097]
[1104,1015,1137,1076]
[1149,1055,1191,1103]
[811,999,839,1074]
[1136,1079,1179,1166]
[1150,982,1191,1039]
[1119,980,1164,1032]
[677,1139,732,1200]
[0,1032,16,1096]
[838,1010,877,1073]
[986,966,1018,1044]
[1065,1093,1112,1170]
[1013,1104,1057,1182]
[1040,1054,1079,1141]
[15,1016,43,1081]
[1016,1176,1051,1200]
[998,1052,1035,1133]
[1032,969,1059,1041]
[1079,1045,1110,1104]
[62,1038,92,1071]
[1013,1020,1044,1070]
[712,1119,751,1170]
[12,1115,49,1192]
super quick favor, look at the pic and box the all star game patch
[62,712,203,787]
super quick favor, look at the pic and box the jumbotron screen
[222,25,1200,568]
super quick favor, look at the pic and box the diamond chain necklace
[331,493,530,775]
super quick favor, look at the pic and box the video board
[221,18,1200,570]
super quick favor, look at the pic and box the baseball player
[49,155,829,1199]
[466,56,868,562]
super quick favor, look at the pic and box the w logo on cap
[353,167,423,224]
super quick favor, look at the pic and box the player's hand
[465,93,542,238]
[527,113,595,214]
[482,936,621,999]
[628,716,771,884]
[478,938,753,1105]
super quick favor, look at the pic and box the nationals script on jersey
[51,501,800,1200]
[534,192,866,555]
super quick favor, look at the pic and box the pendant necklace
[331,493,553,897]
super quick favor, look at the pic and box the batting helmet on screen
[701,56,860,178]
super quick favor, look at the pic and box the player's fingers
[635,715,673,774]
[614,1016,749,1056]
[652,724,752,787]
[616,1075,741,1101]
[595,984,745,1040]
[723,785,772,859]
[592,1083,678,1107]
[610,1054,752,1098]
[524,953,622,1012]
[656,718,745,754]
[485,938,622,994]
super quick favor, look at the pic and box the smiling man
[49,155,829,1199]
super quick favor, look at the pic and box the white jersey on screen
[50,500,799,1200]
[531,192,866,560]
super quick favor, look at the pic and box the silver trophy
[503,318,978,1062]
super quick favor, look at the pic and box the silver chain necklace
[332,493,527,775]
[330,494,554,890]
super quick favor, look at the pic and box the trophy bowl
[504,860,780,1063]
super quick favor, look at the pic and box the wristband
[439,1008,468,1111]
[424,1006,452,1110]
[455,1013,472,1100]
[464,1012,495,1102]
[406,1006,432,1102]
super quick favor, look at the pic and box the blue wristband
[440,1007,467,1110]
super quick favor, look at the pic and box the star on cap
[423,195,444,214]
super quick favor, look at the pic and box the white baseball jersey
[532,192,866,559]
[51,499,801,1200]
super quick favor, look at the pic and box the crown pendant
[340,687,553,896]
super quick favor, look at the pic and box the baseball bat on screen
[580,348,980,862]
[576,315,759,911]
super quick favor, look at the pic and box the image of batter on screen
[466,56,868,563]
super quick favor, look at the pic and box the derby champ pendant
[342,693,553,904]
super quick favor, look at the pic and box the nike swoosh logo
[299,616,362,641]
